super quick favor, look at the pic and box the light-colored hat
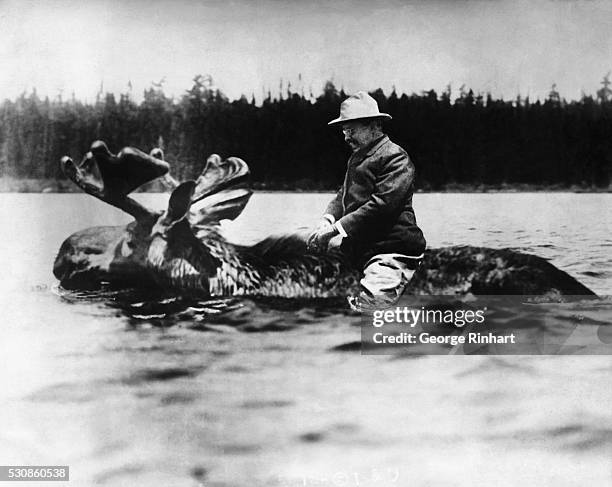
[328,91,392,126]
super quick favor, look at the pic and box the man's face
[341,121,375,152]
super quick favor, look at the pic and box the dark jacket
[325,135,426,266]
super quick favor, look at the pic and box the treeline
[1,75,611,190]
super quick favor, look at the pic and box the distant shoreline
[0,177,610,194]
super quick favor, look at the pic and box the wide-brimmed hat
[328,91,392,126]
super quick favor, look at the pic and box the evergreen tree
[0,77,610,190]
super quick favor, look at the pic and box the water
[0,193,611,487]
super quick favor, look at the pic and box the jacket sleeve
[336,153,414,236]
[323,185,344,221]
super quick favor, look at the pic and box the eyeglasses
[341,126,359,136]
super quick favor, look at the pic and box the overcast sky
[1,0,611,102]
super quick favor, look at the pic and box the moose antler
[191,154,250,204]
[61,140,170,220]
[89,140,170,196]
[185,154,252,226]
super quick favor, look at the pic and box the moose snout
[53,239,96,289]
[53,226,128,289]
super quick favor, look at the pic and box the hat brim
[327,113,392,126]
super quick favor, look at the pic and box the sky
[1,0,611,103]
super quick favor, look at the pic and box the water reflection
[56,285,612,357]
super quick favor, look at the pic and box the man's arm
[307,185,344,251]
[322,185,344,223]
[336,153,414,237]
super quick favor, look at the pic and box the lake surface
[0,193,611,487]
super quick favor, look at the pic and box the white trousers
[356,253,422,309]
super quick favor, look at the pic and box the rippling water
[0,193,610,486]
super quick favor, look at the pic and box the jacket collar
[349,135,389,165]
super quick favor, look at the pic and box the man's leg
[348,253,420,311]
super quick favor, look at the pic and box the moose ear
[190,188,252,226]
[165,181,196,224]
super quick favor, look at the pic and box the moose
[53,141,595,300]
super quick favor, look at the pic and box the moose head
[53,141,254,293]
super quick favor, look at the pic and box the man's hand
[307,219,331,250]
[307,219,338,252]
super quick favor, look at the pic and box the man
[307,91,426,311]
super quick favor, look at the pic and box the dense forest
[1,75,611,191]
